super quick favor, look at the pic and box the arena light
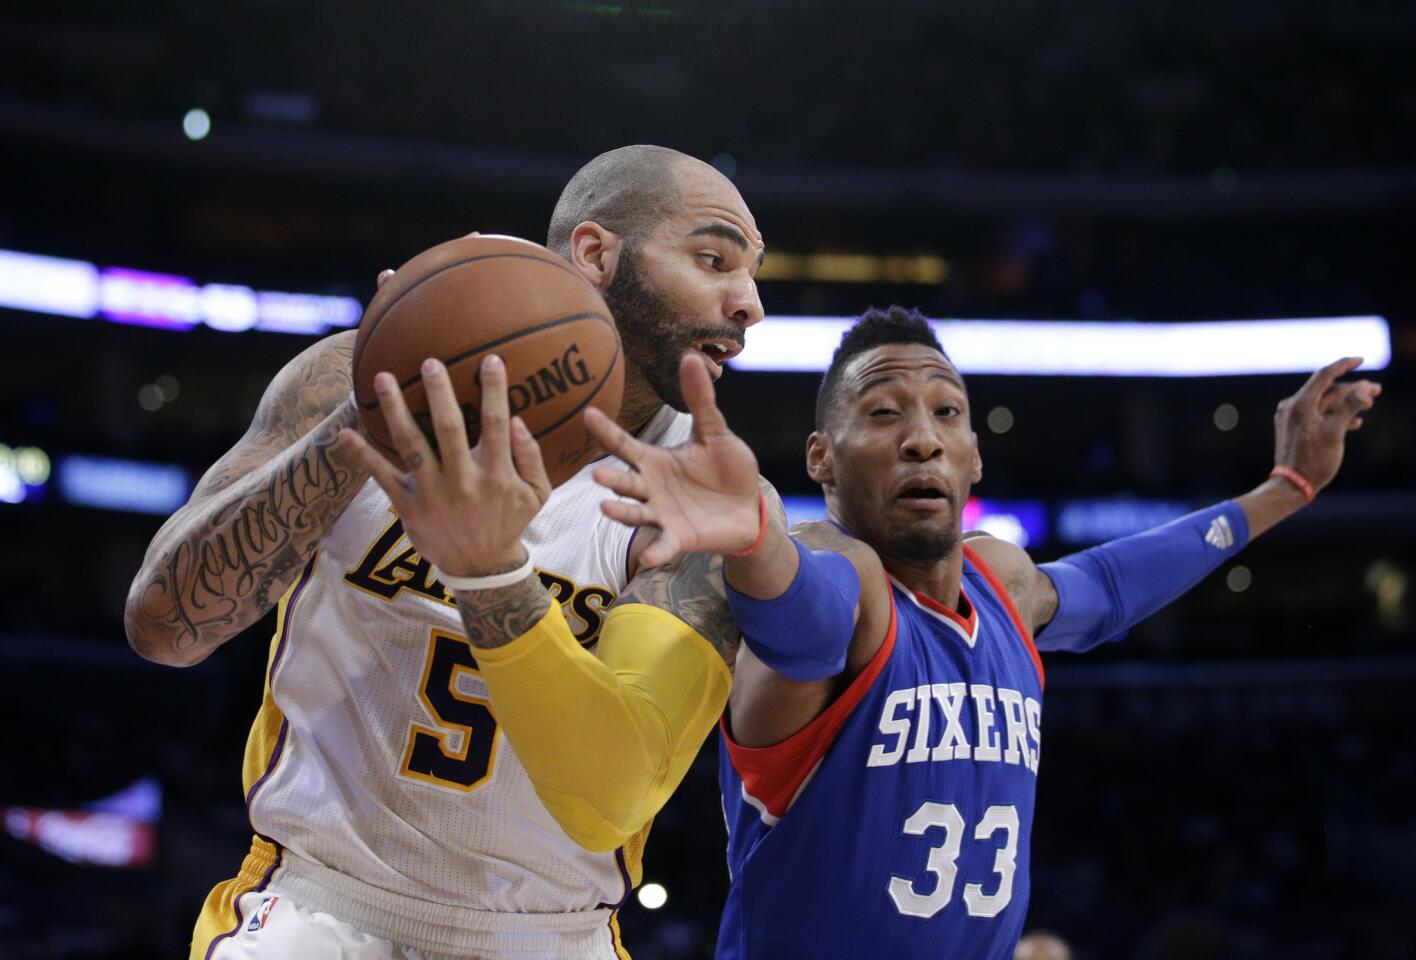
[0,247,361,336]
[733,315,1391,377]
[0,249,99,318]
[182,108,211,141]
[757,252,949,284]
[636,882,668,909]
[57,455,191,515]
[0,443,51,505]
[4,778,160,868]
[1056,498,1191,544]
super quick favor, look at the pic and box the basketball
[352,234,623,487]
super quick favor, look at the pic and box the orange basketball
[352,235,623,487]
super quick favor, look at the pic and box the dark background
[1,2,1413,958]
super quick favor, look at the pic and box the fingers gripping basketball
[353,234,624,487]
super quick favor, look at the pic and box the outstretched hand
[339,355,551,578]
[1274,356,1381,492]
[585,354,761,568]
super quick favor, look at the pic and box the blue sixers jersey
[718,543,1045,960]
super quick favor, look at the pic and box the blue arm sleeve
[1036,500,1249,653]
[725,539,861,681]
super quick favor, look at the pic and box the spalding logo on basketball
[352,234,624,488]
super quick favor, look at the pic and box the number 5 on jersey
[400,629,500,791]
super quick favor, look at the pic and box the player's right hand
[339,354,551,579]
[585,353,762,568]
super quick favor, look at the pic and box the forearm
[723,519,863,682]
[1235,475,1310,540]
[458,579,730,851]
[722,520,799,599]
[1035,500,1250,653]
[125,402,366,666]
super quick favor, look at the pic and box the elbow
[123,599,203,668]
[536,784,651,853]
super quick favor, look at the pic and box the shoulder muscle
[962,532,1056,634]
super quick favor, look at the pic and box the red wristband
[731,491,770,557]
[1269,465,1316,504]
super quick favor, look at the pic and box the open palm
[585,354,762,568]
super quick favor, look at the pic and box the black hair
[546,145,687,257]
[814,305,954,428]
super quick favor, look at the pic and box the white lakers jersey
[239,405,693,918]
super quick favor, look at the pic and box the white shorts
[192,838,630,960]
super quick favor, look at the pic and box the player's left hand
[1273,356,1382,492]
[339,355,551,578]
[586,354,761,568]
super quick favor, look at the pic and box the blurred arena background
[1,2,1413,957]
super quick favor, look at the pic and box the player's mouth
[692,339,743,379]
[892,477,951,511]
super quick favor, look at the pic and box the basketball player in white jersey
[125,145,768,959]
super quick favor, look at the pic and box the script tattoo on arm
[124,332,367,667]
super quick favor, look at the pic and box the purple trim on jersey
[594,844,634,911]
[610,846,632,908]
[203,845,283,960]
[624,528,640,583]
[244,556,317,813]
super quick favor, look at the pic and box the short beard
[603,245,745,413]
[603,247,690,411]
[883,524,958,566]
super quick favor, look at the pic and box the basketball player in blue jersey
[581,306,1380,959]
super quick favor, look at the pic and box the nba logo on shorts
[247,896,279,932]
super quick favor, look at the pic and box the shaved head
[547,145,690,256]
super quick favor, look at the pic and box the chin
[885,522,958,565]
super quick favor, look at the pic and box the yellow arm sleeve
[472,601,732,852]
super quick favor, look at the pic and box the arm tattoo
[790,519,859,553]
[616,552,740,665]
[610,478,788,665]
[125,333,366,665]
[453,574,554,650]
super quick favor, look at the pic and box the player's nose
[899,411,945,462]
[724,273,764,329]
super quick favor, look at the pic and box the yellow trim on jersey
[622,821,650,889]
[240,573,304,799]
[474,602,732,852]
[609,910,633,960]
[189,836,280,960]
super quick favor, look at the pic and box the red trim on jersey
[907,582,977,635]
[722,588,898,822]
[962,543,1045,691]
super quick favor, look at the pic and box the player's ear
[806,431,833,485]
[969,431,982,485]
[569,221,622,293]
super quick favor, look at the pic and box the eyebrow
[856,369,966,396]
[688,223,766,269]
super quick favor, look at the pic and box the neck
[826,492,967,611]
[615,368,664,435]
[881,548,965,611]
